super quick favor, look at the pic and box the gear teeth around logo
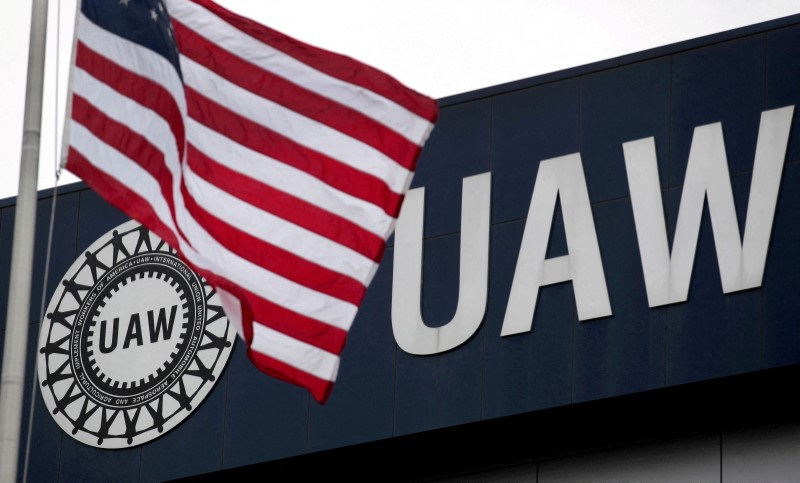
[36,220,235,449]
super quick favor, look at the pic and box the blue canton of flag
[82,0,181,71]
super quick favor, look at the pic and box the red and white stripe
[65,0,437,403]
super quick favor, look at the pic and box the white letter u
[391,172,491,355]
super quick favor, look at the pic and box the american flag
[65,0,438,403]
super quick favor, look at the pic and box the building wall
[441,423,800,482]
[1,13,800,482]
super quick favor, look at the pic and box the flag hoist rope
[21,184,61,483]
[0,0,49,481]
[22,1,64,480]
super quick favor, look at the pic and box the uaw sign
[392,106,795,355]
[37,220,236,448]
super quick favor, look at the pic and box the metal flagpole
[0,0,49,481]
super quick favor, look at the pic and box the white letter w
[622,106,794,307]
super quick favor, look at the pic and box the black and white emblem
[37,220,235,448]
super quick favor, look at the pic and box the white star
[150,9,158,21]
[158,2,165,13]
[119,0,130,6]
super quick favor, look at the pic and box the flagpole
[0,0,49,480]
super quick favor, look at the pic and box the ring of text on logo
[37,220,236,448]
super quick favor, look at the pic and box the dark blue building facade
[2,13,800,481]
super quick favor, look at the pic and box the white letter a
[501,153,612,337]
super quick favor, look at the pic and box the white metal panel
[722,422,800,482]
[539,435,719,482]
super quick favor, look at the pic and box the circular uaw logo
[37,220,235,448]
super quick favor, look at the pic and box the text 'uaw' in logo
[37,220,236,448]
